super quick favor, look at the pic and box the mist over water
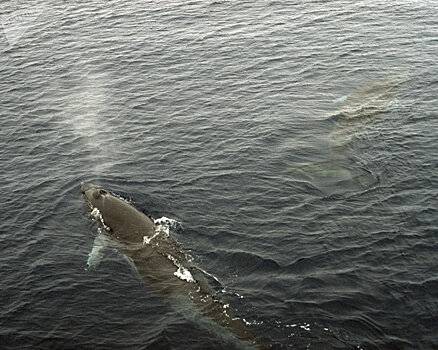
[0,1,437,349]
[61,71,119,172]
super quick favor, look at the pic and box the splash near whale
[80,183,265,349]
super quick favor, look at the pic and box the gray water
[0,1,437,349]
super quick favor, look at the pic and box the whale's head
[81,182,155,243]
[81,182,110,210]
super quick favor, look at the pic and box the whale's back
[99,195,155,243]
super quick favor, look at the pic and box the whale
[80,182,265,349]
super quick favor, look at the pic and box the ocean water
[0,1,437,349]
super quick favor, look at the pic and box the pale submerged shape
[86,233,111,270]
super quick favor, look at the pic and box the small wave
[205,250,281,275]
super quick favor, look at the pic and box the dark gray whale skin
[81,183,266,349]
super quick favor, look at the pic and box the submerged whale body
[81,182,265,349]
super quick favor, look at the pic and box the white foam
[90,207,110,231]
[154,220,171,237]
[167,254,177,264]
[90,207,100,218]
[299,323,311,331]
[154,216,181,236]
[143,230,159,245]
[235,292,244,299]
[241,318,264,326]
[154,216,178,225]
[166,254,196,283]
[143,217,179,245]
[285,324,297,328]
[174,266,195,283]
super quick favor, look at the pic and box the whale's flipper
[86,232,111,270]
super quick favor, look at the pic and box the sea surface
[0,1,437,349]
